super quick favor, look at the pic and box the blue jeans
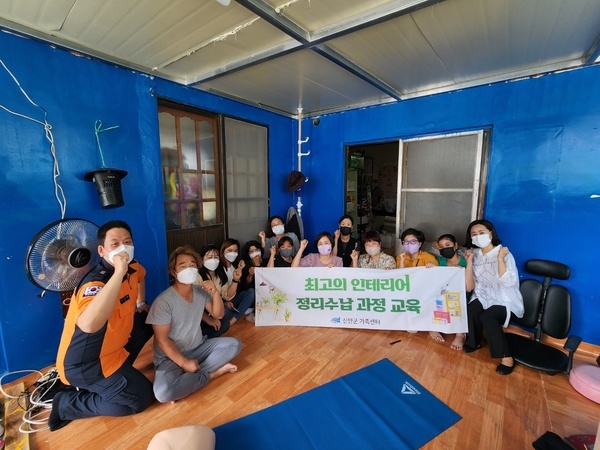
[202,288,255,338]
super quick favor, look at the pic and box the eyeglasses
[403,239,419,245]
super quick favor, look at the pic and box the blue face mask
[280,248,294,258]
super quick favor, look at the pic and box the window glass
[180,117,198,170]
[199,121,215,171]
[223,118,269,244]
[159,105,221,231]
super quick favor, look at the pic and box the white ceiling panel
[165,17,298,83]
[325,14,456,96]
[0,0,599,115]
[200,48,393,115]
[410,0,600,83]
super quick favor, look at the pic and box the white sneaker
[245,313,255,323]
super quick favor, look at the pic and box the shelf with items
[346,168,358,231]
[346,153,376,236]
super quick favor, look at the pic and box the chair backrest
[541,284,571,339]
[525,259,570,284]
[514,279,543,328]
[517,259,571,342]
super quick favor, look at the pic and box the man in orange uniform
[50,220,154,431]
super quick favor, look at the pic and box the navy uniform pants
[56,311,154,420]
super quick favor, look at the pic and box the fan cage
[26,218,100,292]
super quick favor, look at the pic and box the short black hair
[97,220,132,245]
[362,230,381,244]
[338,214,354,225]
[244,240,262,258]
[278,236,294,247]
[401,228,425,244]
[437,234,457,245]
[314,231,334,248]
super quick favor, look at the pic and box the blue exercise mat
[214,358,460,449]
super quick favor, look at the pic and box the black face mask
[340,226,352,236]
[439,247,456,259]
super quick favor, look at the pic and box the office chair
[505,259,581,375]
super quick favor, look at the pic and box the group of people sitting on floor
[48,214,523,432]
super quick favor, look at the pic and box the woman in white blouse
[463,219,524,375]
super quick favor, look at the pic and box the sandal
[496,363,515,375]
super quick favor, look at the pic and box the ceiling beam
[234,0,311,43]
[584,32,600,64]
[198,0,443,96]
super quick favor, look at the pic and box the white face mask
[224,252,238,263]
[203,258,219,271]
[366,245,381,256]
[272,224,285,235]
[108,245,134,264]
[472,233,492,248]
[176,267,198,285]
[249,251,261,259]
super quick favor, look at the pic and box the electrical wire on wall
[0,58,67,219]
[0,60,70,434]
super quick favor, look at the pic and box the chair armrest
[563,335,582,353]
[563,335,582,375]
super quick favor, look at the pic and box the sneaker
[245,313,255,323]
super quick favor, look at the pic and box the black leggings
[466,299,511,359]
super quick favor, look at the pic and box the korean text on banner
[254,267,467,332]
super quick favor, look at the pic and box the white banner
[254,267,467,333]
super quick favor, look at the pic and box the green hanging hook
[94,120,120,168]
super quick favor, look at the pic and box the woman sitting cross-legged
[197,243,255,338]
[146,246,241,403]
[351,230,395,270]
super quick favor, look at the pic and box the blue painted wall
[1,27,599,378]
[0,30,295,376]
[299,67,600,345]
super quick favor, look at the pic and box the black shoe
[463,344,479,353]
[496,363,515,375]
[48,392,72,432]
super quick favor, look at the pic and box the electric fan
[25,218,100,292]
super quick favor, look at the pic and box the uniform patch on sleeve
[83,285,102,297]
